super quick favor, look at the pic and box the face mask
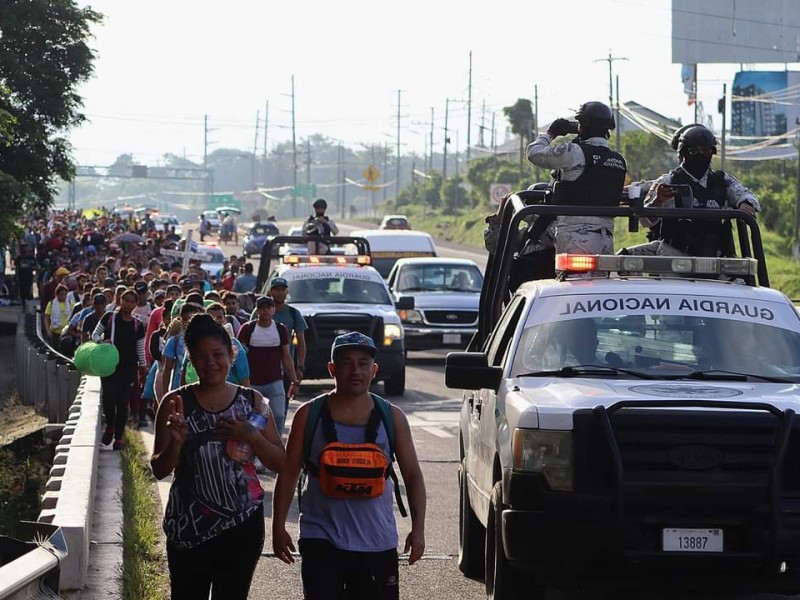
[682,155,712,177]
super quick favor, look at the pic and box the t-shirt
[233,274,257,293]
[273,304,308,361]
[237,321,287,385]
[163,334,187,391]
[97,312,146,377]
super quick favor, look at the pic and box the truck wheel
[383,371,405,396]
[486,482,543,600]
[458,459,485,578]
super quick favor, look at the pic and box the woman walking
[151,313,285,599]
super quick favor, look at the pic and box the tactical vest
[550,142,627,207]
[654,169,732,256]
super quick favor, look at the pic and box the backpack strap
[369,393,407,517]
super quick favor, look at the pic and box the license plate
[443,333,461,345]
[662,528,723,552]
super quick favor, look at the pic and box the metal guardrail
[16,309,80,424]
[0,522,67,599]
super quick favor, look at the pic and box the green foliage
[503,99,534,140]
[0,0,101,221]
[619,130,674,181]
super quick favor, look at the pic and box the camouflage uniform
[526,134,617,255]
[624,167,760,256]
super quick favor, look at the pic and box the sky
[68,0,789,168]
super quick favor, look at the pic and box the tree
[0,0,102,221]
[619,130,673,181]
[503,99,535,172]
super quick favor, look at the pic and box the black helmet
[670,123,702,150]
[575,101,615,130]
[676,125,717,154]
[312,198,327,209]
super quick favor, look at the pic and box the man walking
[268,277,308,407]
[237,295,299,435]
[272,332,426,599]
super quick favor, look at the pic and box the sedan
[242,222,280,258]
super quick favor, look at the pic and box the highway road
[182,222,790,599]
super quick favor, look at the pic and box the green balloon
[88,343,120,377]
[74,342,96,372]
[184,360,198,384]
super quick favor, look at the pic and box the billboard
[673,0,800,64]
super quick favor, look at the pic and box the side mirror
[445,352,503,390]
[395,296,414,310]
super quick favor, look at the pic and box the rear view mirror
[395,296,414,310]
[445,352,503,390]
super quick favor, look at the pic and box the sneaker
[101,426,114,446]
[113,439,125,451]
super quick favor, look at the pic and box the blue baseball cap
[269,276,289,288]
[331,331,377,361]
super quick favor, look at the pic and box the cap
[92,293,107,304]
[103,276,116,287]
[153,289,166,299]
[56,267,69,276]
[270,276,289,289]
[330,331,377,361]
[134,281,148,293]
[87,244,96,253]
[255,295,275,309]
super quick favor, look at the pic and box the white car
[265,256,407,396]
[153,214,182,236]
[449,251,800,597]
[200,210,222,232]
[196,243,225,279]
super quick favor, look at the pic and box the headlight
[512,429,573,491]
[398,309,423,323]
[383,323,403,345]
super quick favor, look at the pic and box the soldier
[304,199,339,255]
[527,101,627,256]
[620,124,759,257]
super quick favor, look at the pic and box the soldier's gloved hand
[547,118,573,138]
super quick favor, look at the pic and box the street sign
[363,164,380,183]
[489,183,513,206]
[293,183,317,198]
[208,194,239,210]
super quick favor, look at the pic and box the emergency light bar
[283,254,371,266]
[555,253,758,277]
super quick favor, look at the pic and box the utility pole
[466,50,473,162]
[533,85,540,181]
[429,107,435,173]
[371,145,376,213]
[719,83,727,172]
[305,139,311,185]
[396,89,402,199]
[336,142,343,218]
[443,98,450,178]
[383,141,389,203]
[291,75,298,218]
[594,51,628,151]
[262,100,269,186]
[203,114,212,206]
[454,131,460,210]
[794,119,800,262]
[491,112,497,170]
[615,75,621,155]
[252,109,260,190]
[479,100,486,147]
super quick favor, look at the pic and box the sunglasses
[685,146,715,156]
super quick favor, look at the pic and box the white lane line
[422,426,454,439]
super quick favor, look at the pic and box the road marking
[422,426,454,439]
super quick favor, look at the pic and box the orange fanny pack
[317,441,389,499]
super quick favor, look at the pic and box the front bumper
[500,473,800,593]
[402,326,475,351]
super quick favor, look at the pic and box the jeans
[251,380,286,435]
[101,371,136,441]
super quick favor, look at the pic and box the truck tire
[383,371,405,396]
[458,459,485,578]
[486,482,544,600]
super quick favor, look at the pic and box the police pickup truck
[447,193,800,598]
[258,236,408,396]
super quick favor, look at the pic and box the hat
[103,276,116,287]
[56,267,69,276]
[331,331,377,361]
[134,281,148,293]
[153,289,166,299]
[313,198,327,209]
[87,244,97,253]
[92,293,107,304]
[269,276,289,289]
[255,295,275,309]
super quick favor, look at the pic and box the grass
[0,437,52,538]
[120,429,169,600]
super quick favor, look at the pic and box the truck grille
[573,409,800,498]
[304,314,384,376]
[424,310,477,325]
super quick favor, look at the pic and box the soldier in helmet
[620,124,759,257]
[527,101,627,256]
[305,198,339,255]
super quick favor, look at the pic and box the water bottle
[226,398,269,464]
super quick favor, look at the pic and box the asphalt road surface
[187,221,795,599]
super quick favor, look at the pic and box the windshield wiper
[517,365,657,380]
[668,369,796,383]
[401,286,438,292]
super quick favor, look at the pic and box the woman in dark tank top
[151,313,286,600]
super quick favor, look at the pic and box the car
[153,214,182,237]
[261,239,408,396]
[349,229,437,278]
[195,243,225,279]
[379,214,411,230]
[449,193,795,598]
[199,209,222,232]
[241,222,280,258]
[387,257,482,351]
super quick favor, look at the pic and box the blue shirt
[163,334,186,391]
[233,274,257,293]
[273,305,307,360]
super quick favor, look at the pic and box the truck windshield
[287,276,391,305]
[396,264,483,292]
